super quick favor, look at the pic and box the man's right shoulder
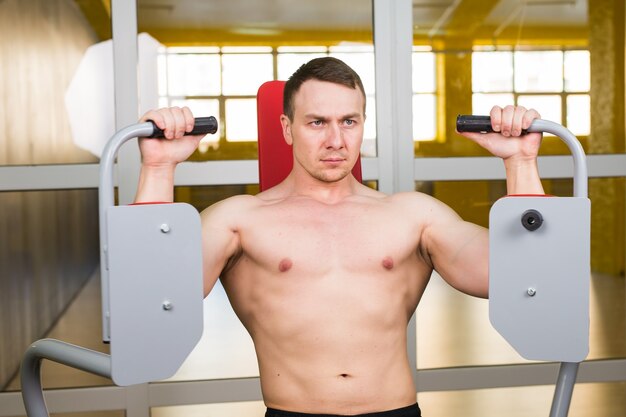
[201,194,264,220]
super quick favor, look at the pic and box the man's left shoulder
[387,190,437,207]
[385,192,460,223]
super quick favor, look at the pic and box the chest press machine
[19,88,588,416]
[20,118,217,417]
[457,115,590,417]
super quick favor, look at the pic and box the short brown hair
[283,57,366,121]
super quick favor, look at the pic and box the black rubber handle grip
[456,115,528,135]
[147,116,218,138]
[456,115,493,133]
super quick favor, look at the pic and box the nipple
[382,256,394,270]
[279,258,293,272]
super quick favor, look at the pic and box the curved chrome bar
[527,119,588,198]
[98,122,154,342]
[20,339,111,417]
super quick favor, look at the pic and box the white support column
[372,0,417,386]
[372,0,414,194]
[111,3,149,415]
[112,0,141,205]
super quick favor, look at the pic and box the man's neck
[286,171,358,205]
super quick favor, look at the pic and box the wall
[0,0,102,389]
[589,0,626,275]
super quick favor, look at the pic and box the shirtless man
[136,57,544,417]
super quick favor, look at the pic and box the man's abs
[222,264,425,414]
[258,343,417,415]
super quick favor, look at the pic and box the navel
[382,256,394,270]
[278,258,293,272]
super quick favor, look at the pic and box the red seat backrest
[256,80,362,192]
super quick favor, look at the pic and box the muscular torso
[216,189,434,414]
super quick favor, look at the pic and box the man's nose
[325,123,344,149]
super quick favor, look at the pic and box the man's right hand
[139,107,205,168]
[134,107,206,203]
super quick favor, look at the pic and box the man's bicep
[422,202,489,298]
[200,203,241,297]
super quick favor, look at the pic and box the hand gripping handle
[147,116,218,138]
[455,114,587,198]
[456,115,528,135]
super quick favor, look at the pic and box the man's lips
[321,157,346,162]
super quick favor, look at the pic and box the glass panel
[222,53,273,96]
[277,51,328,80]
[1,1,105,165]
[418,382,626,416]
[472,93,515,115]
[157,51,167,96]
[517,95,562,118]
[420,45,596,157]
[411,48,437,146]
[330,48,376,94]
[517,95,562,136]
[225,99,258,142]
[514,51,564,92]
[564,50,590,92]
[167,53,221,96]
[413,94,436,141]
[472,51,513,92]
[2,189,103,391]
[567,94,591,136]
[417,178,626,369]
[412,52,436,93]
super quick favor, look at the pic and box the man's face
[280,79,365,184]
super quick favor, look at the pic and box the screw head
[527,287,537,297]
[160,223,170,233]
[162,301,173,311]
[521,209,543,231]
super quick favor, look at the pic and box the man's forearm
[134,164,176,203]
[504,158,545,195]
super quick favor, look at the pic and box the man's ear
[280,114,293,146]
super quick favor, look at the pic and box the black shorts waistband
[265,403,421,417]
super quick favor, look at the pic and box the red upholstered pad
[256,80,363,192]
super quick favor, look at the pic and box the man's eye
[344,119,354,126]
[312,120,323,126]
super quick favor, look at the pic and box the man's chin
[313,168,352,183]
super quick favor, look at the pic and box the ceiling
[79,0,589,43]
[135,0,587,33]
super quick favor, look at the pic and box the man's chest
[236,202,422,274]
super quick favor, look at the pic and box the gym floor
[5,271,626,417]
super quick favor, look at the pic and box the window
[159,44,440,151]
[158,46,271,151]
[412,47,437,141]
[158,45,378,156]
[472,48,590,136]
